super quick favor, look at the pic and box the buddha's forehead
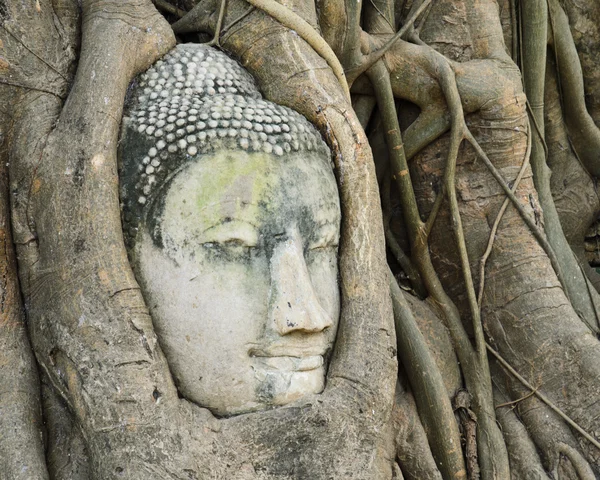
[158,150,339,244]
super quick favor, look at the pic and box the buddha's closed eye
[200,221,259,248]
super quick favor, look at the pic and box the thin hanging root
[385,228,426,297]
[437,90,513,480]
[380,172,426,296]
[423,193,444,237]
[346,0,432,85]
[381,174,425,295]
[477,123,532,307]
[494,388,538,409]
[486,343,600,452]
[414,0,433,35]
[407,51,512,478]
[207,0,228,46]
[464,130,567,292]
[432,57,487,358]
[404,0,432,47]
[411,52,551,313]
[444,119,485,356]
[526,101,548,160]
[241,0,350,101]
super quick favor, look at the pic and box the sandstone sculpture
[119,44,341,415]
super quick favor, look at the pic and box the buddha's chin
[240,364,326,412]
[269,365,326,406]
[198,365,326,417]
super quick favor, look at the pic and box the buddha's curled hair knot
[119,43,330,247]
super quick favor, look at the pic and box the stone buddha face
[120,44,341,416]
[135,150,340,415]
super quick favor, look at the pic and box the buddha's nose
[268,232,333,336]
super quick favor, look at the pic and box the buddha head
[119,44,341,416]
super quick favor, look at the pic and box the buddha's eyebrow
[196,199,260,212]
[200,217,260,235]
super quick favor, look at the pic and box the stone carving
[119,44,341,416]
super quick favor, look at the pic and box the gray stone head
[119,44,341,416]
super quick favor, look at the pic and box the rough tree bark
[1,0,600,479]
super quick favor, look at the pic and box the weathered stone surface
[119,43,341,416]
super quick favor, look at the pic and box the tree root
[367,57,466,478]
[521,0,600,332]
[239,0,350,100]
[557,443,596,480]
[152,0,186,18]
[372,2,600,477]
[477,122,532,306]
[0,136,47,479]
[547,0,600,178]
[352,94,377,130]
[435,59,485,356]
[367,48,510,478]
[206,0,228,46]
[42,381,91,479]
[487,343,600,451]
[493,386,551,480]
[346,0,432,85]
[403,107,450,161]
[393,382,443,480]
[430,55,510,480]
[390,271,466,479]
[493,359,585,477]
[7,1,184,476]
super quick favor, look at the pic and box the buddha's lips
[248,343,329,358]
[251,354,324,372]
